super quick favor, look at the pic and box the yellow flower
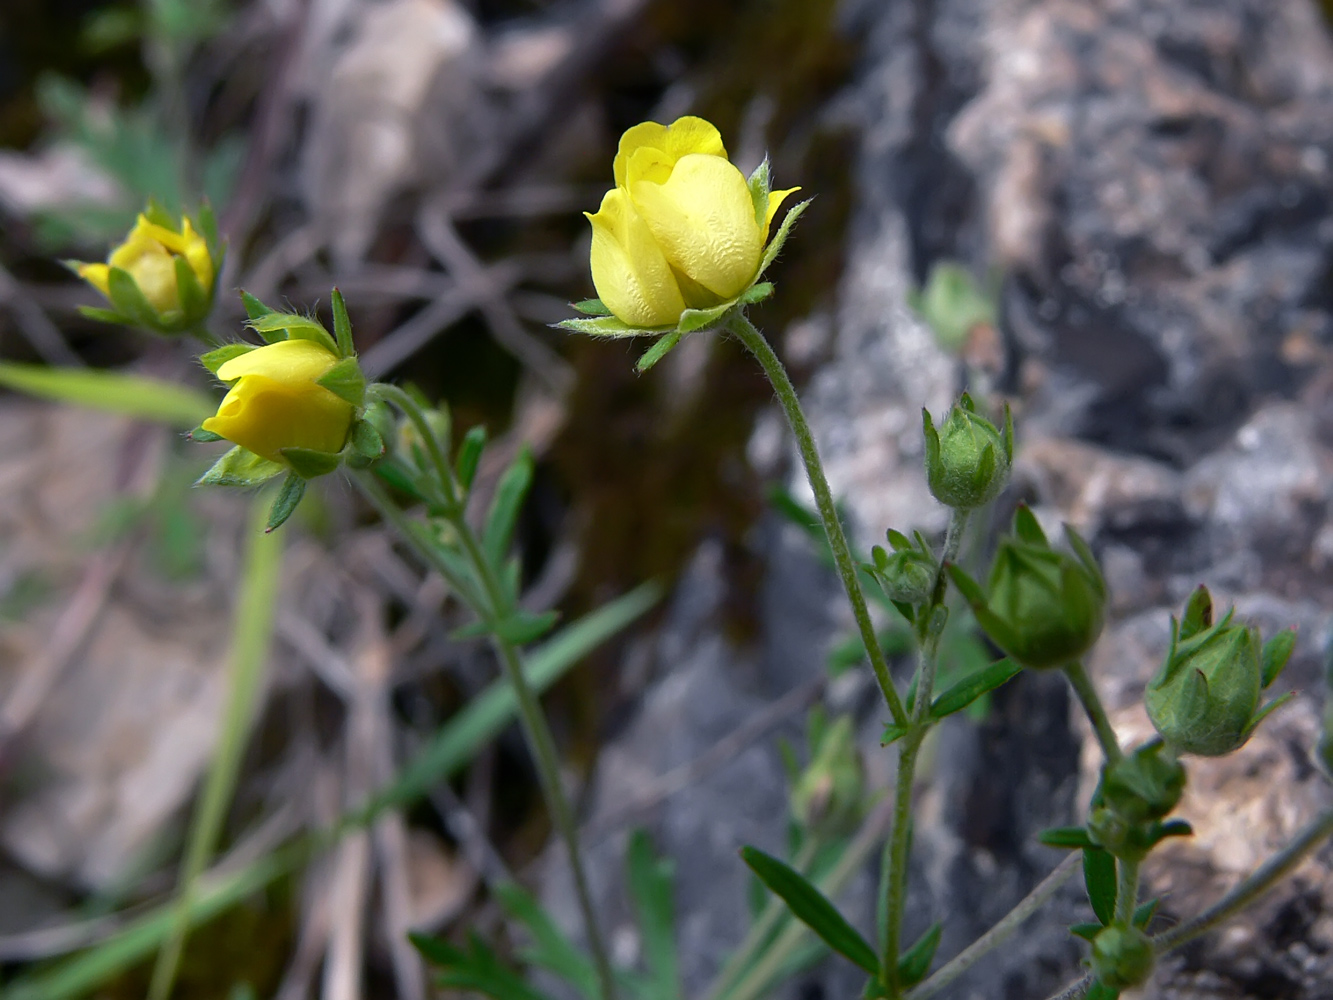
[75,212,215,319]
[586,116,797,328]
[201,339,354,466]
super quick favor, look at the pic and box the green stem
[1113,857,1139,927]
[727,313,907,727]
[368,383,459,509]
[1153,807,1333,953]
[705,839,822,1000]
[1062,661,1121,764]
[881,731,924,995]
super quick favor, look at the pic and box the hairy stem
[905,853,1080,1000]
[727,312,906,726]
[1114,857,1140,927]
[881,731,923,995]
[1062,661,1122,764]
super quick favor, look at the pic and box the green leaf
[677,302,735,334]
[636,330,683,372]
[352,582,660,817]
[1132,898,1159,931]
[739,281,774,305]
[266,474,306,531]
[627,831,680,1000]
[740,845,879,975]
[929,658,1021,719]
[1086,981,1120,1000]
[456,425,487,491]
[1037,826,1095,850]
[881,724,909,747]
[495,885,599,1000]
[748,158,771,227]
[485,448,534,564]
[1083,848,1117,927]
[173,254,207,321]
[348,419,386,463]
[416,931,559,1000]
[555,315,663,337]
[0,362,215,428]
[200,343,256,376]
[331,288,355,357]
[571,298,612,316]
[493,610,560,646]
[278,447,341,479]
[1149,819,1193,846]
[758,198,811,278]
[1069,922,1103,941]
[315,356,366,407]
[106,265,161,328]
[248,312,338,354]
[196,446,285,487]
[896,922,942,987]
[239,290,273,320]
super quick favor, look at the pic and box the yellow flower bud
[586,116,797,328]
[201,339,355,467]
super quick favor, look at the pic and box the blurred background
[2,0,1333,998]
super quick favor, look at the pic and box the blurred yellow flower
[586,116,797,327]
[201,339,354,466]
[75,212,215,320]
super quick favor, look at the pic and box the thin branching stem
[727,312,907,727]
[1062,661,1122,765]
[1114,857,1140,927]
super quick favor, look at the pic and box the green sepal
[249,312,339,354]
[1037,826,1096,850]
[316,356,366,407]
[331,287,355,357]
[739,281,775,305]
[77,305,130,325]
[200,342,256,376]
[106,265,161,328]
[897,921,942,987]
[637,331,684,372]
[571,298,612,316]
[886,529,913,552]
[1261,629,1296,688]
[1013,503,1048,544]
[555,315,666,337]
[1132,898,1159,930]
[456,425,487,491]
[1244,691,1297,740]
[748,158,771,227]
[1149,819,1194,846]
[278,447,342,479]
[677,302,736,334]
[240,290,274,320]
[196,445,284,487]
[739,845,879,975]
[266,473,307,532]
[187,425,225,443]
[348,419,386,463]
[930,657,1021,719]
[1179,585,1213,641]
[197,199,220,255]
[1082,847,1117,926]
[1070,922,1103,942]
[758,198,812,278]
[173,254,208,322]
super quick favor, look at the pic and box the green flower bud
[869,536,937,606]
[1146,587,1295,757]
[790,715,864,837]
[1091,925,1154,990]
[949,506,1106,670]
[1100,741,1185,825]
[922,393,1013,509]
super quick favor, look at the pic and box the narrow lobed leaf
[1083,847,1117,927]
[930,658,1021,719]
[266,474,306,532]
[897,922,942,988]
[484,448,535,564]
[456,425,487,492]
[1038,826,1096,850]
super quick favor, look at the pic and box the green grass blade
[0,362,215,428]
[147,496,285,1000]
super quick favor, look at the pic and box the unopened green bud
[396,406,452,469]
[1146,588,1294,757]
[949,506,1106,670]
[922,393,1013,509]
[1091,925,1154,989]
[790,715,864,837]
[1101,742,1185,825]
[1086,807,1132,856]
[869,543,936,606]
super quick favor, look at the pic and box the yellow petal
[612,116,727,188]
[764,187,801,240]
[180,218,214,289]
[216,338,340,384]
[76,262,111,297]
[586,188,686,327]
[201,374,353,463]
[630,153,762,299]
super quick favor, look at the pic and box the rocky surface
[550,1,1333,999]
